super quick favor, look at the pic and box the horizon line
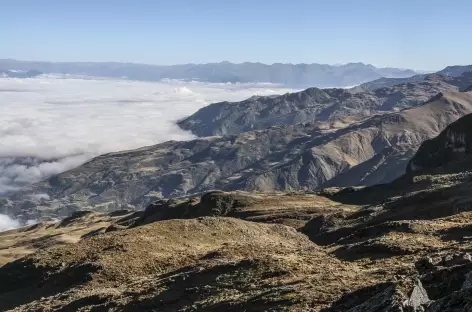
[0,58,436,72]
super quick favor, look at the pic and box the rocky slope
[359,69,472,91]
[0,215,371,311]
[437,64,472,77]
[357,74,426,91]
[408,114,472,174]
[178,73,472,137]
[4,116,472,310]
[3,91,472,222]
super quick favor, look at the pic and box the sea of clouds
[0,214,20,232]
[0,75,293,230]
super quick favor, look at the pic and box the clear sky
[2,0,472,70]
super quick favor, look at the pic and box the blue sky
[2,0,472,70]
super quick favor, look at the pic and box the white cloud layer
[0,76,293,194]
[0,214,20,232]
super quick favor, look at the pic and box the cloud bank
[0,214,20,232]
[0,76,293,194]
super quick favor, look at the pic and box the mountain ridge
[3,91,472,222]
[0,59,416,88]
[178,72,472,137]
[0,69,42,78]
[358,65,472,91]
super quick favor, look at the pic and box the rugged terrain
[437,65,472,77]
[0,210,134,266]
[3,91,472,221]
[178,72,472,137]
[359,67,472,91]
[408,113,472,174]
[3,114,472,310]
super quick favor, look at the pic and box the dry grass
[0,212,132,266]
[0,217,379,311]
[3,186,472,311]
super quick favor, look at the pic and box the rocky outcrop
[329,269,472,312]
[335,279,431,312]
[408,113,472,174]
[136,191,256,226]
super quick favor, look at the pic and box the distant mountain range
[0,69,42,78]
[0,59,417,87]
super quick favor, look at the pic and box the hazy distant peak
[0,69,42,78]
[0,59,418,88]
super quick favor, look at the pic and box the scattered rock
[407,279,430,309]
[415,256,443,274]
[461,271,472,290]
[345,284,407,312]
[426,288,472,312]
[199,191,236,216]
[415,252,472,274]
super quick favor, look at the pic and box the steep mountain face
[357,74,426,91]
[359,70,472,91]
[437,65,472,77]
[3,91,472,221]
[0,59,416,87]
[408,113,472,174]
[179,87,378,137]
[178,73,472,137]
